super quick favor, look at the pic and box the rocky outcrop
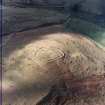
[37,75,105,105]
[2,31,105,105]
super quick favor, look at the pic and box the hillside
[2,31,105,105]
